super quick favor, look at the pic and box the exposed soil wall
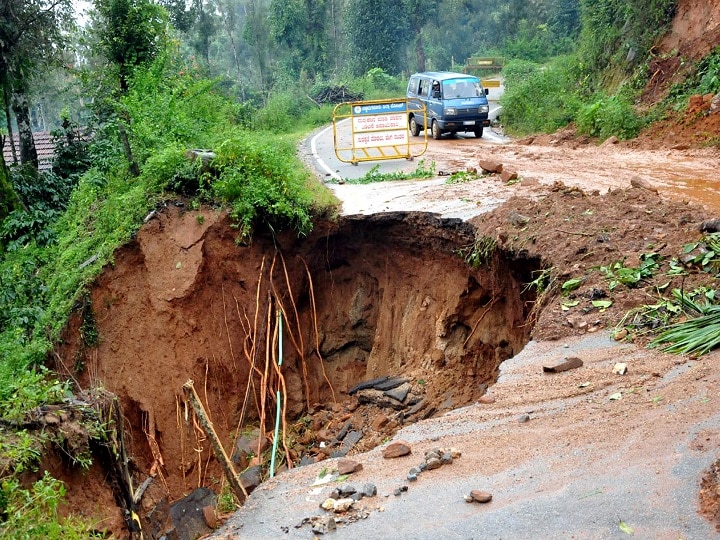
[53,205,539,536]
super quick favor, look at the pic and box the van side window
[419,79,430,97]
[408,77,419,96]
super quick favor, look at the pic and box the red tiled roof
[2,131,55,171]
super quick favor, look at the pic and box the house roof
[2,131,55,171]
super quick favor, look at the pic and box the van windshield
[442,78,484,99]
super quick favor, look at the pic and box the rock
[518,414,530,423]
[449,448,462,459]
[613,328,628,341]
[384,382,411,403]
[601,135,619,146]
[337,484,357,497]
[394,488,402,496]
[711,93,720,114]
[311,515,337,534]
[440,452,453,465]
[470,490,493,503]
[382,440,412,459]
[630,176,658,193]
[612,362,628,375]
[233,427,268,463]
[404,398,428,418]
[350,492,364,501]
[426,457,442,470]
[543,357,583,373]
[430,348,445,367]
[500,169,519,183]
[356,389,406,410]
[479,159,503,173]
[508,211,530,227]
[478,395,495,404]
[699,219,720,233]
[168,487,217,540]
[320,498,336,511]
[371,413,389,431]
[348,376,390,395]
[316,428,333,442]
[407,472,418,482]
[337,458,363,475]
[361,483,377,497]
[299,455,315,467]
[202,506,217,529]
[374,377,410,392]
[239,465,263,493]
[340,430,362,452]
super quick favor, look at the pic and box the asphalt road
[211,333,720,540]
[305,86,505,183]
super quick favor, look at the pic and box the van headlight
[479,105,489,114]
[444,107,457,116]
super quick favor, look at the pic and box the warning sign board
[332,99,427,164]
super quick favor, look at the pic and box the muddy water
[662,176,720,210]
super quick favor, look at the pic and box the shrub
[501,57,583,134]
[576,94,645,139]
[211,132,314,238]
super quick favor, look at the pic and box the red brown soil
[53,208,540,536]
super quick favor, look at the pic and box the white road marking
[311,123,343,181]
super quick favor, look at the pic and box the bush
[576,94,645,139]
[501,57,583,134]
[211,132,314,238]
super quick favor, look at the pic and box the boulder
[478,159,503,173]
[382,440,412,458]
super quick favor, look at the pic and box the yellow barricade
[332,98,428,165]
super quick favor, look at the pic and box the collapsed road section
[53,204,540,537]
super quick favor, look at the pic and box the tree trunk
[416,35,427,72]
[2,84,18,165]
[10,87,39,169]
[0,148,21,221]
[118,113,140,177]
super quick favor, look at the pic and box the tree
[0,0,74,170]
[404,0,436,72]
[242,0,273,94]
[93,0,167,93]
[90,0,167,175]
[269,0,329,79]
[344,0,409,76]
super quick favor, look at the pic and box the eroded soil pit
[54,205,540,537]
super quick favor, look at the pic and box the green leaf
[175,261,182,269]
[618,520,634,535]
[592,299,613,311]
[562,278,582,294]
[561,299,580,311]
[609,392,622,401]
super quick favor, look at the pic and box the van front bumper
[439,118,491,130]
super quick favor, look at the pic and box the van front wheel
[474,127,483,138]
[431,120,441,140]
[409,116,420,136]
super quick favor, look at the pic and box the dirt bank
[53,206,543,536]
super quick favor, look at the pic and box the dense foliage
[500,0,678,138]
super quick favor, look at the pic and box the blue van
[407,71,490,139]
